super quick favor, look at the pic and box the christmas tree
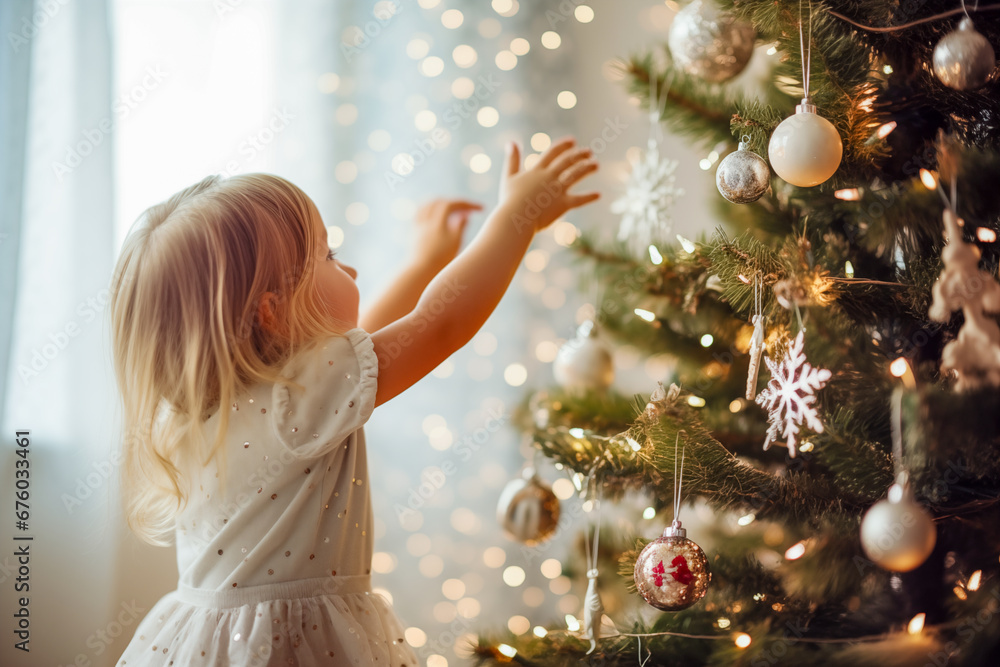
[473,0,1000,665]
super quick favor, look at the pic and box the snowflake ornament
[611,137,684,257]
[754,331,832,458]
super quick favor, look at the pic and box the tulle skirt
[116,575,418,666]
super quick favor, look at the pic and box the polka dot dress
[117,329,418,666]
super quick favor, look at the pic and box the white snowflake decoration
[754,331,832,458]
[611,137,684,257]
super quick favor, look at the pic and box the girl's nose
[341,262,358,279]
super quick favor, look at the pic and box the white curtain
[1,0,122,665]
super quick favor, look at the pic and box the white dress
[117,328,418,667]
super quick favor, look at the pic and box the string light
[565,614,581,632]
[676,235,696,254]
[737,273,750,284]
[533,626,548,638]
[954,585,968,600]
[785,541,806,560]
[734,633,752,648]
[648,245,664,264]
[799,441,814,452]
[717,618,731,629]
[634,308,656,322]
[969,570,983,591]
[877,121,897,138]
[907,613,925,635]
[890,357,909,377]
[977,228,997,243]
[687,396,706,408]
[920,169,938,189]
[737,513,755,526]
[835,188,861,200]
[700,334,714,347]
[627,436,642,452]
[497,643,517,658]
[844,260,854,277]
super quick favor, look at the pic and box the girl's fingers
[538,137,576,168]
[560,160,599,188]
[441,200,484,217]
[505,141,521,176]
[549,146,592,175]
[565,192,601,209]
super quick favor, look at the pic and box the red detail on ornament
[651,560,665,587]
[669,555,693,585]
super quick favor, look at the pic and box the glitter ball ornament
[553,320,614,393]
[634,520,710,611]
[497,469,560,546]
[933,17,996,91]
[716,138,770,203]
[668,0,756,83]
[768,98,843,187]
[860,475,936,572]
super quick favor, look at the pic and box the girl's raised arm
[370,137,599,407]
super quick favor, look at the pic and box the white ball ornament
[933,17,996,91]
[768,99,843,187]
[860,475,936,572]
[553,320,614,393]
[667,0,756,83]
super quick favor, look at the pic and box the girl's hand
[413,198,482,272]
[499,137,600,232]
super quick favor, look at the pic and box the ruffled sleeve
[270,328,378,459]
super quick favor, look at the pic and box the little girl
[111,137,599,665]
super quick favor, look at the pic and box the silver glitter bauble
[716,139,770,203]
[933,17,996,90]
[553,320,614,393]
[668,0,756,83]
[497,468,560,546]
[860,479,936,572]
[634,521,711,611]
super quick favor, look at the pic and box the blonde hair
[110,173,341,545]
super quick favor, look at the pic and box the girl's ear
[257,291,279,333]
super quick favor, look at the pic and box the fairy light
[883,64,893,74]
[676,235,696,254]
[533,626,548,638]
[700,334,714,347]
[634,308,656,322]
[785,541,806,560]
[800,441,814,453]
[977,228,997,243]
[954,585,968,600]
[497,644,517,658]
[643,506,657,519]
[735,633,752,648]
[649,244,664,264]
[569,427,585,438]
[969,570,982,591]
[766,45,778,55]
[844,260,855,277]
[729,398,744,413]
[687,395,706,408]
[717,618,731,629]
[738,513,756,526]
[908,613,926,635]
[835,188,861,200]
[877,121,897,139]
[737,273,750,284]
[627,436,642,452]
[565,615,581,632]
[890,356,916,390]
[920,169,938,190]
